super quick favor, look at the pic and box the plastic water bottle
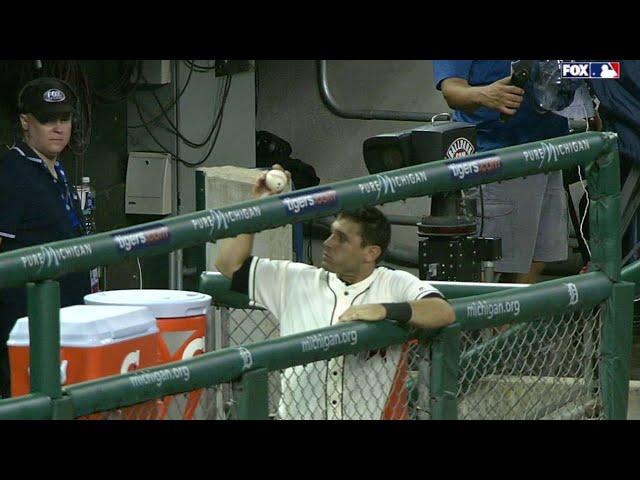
[80,177,100,293]
[81,177,96,233]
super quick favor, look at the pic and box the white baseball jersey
[234,256,444,420]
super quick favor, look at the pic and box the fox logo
[43,89,66,103]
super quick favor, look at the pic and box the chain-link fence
[273,340,429,420]
[457,306,603,420]
[214,307,281,417]
[206,303,604,420]
[76,300,605,421]
[78,344,431,421]
[211,307,431,420]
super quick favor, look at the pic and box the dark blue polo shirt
[433,60,569,151]
[0,141,90,343]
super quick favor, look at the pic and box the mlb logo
[561,62,591,78]
[591,62,620,79]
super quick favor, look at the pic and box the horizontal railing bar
[0,132,614,290]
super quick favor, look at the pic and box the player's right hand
[480,75,525,117]
[252,164,291,198]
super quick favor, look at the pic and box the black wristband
[382,302,412,325]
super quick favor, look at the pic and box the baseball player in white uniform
[215,165,455,420]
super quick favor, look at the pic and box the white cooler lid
[7,305,159,348]
[84,289,212,318]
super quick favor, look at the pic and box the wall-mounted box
[132,60,172,85]
[126,152,172,215]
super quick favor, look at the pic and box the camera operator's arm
[441,76,525,117]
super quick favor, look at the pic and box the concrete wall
[127,60,255,287]
[127,60,255,216]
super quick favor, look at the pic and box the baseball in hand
[265,169,288,193]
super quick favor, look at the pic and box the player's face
[322,217,370,276]
[20,113,72,161]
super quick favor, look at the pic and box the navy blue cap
[19,77,77,122]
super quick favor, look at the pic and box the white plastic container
[84,290,211,320]
[7,305,159,397]
[84,290,211,360]
[84,290,212,419]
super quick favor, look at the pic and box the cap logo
[42,89,66,103]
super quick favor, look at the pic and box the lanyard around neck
[12,144,83,230]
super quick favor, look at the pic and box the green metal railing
[0,131,633,419]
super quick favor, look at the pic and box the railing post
[232,368,269,420]
[26,281,61,400]
[600,281,634,419]
[584,133,631,419]
[586,133,622,280]
[430,323,460,420]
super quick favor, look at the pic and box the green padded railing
[198,272,529,308]
[0,131,632,420]
[0,132,620,290]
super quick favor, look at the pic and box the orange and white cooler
[7,305,159,399]
[84,290,212,419]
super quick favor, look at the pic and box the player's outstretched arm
[214,233,255,280]
[214,164,291,279]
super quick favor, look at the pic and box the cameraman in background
[433,60,572,284]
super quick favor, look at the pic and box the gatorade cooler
[84,290,212,420]
[7,305,160,419]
